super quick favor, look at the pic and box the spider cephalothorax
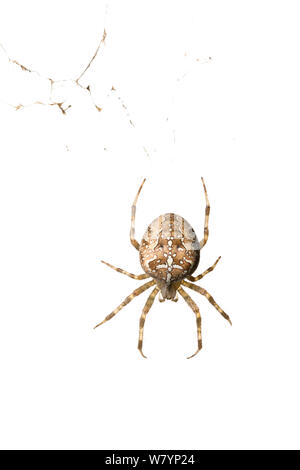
[95,178,231,358]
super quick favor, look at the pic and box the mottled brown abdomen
[139,213,200,283]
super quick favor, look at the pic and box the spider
[94,178,231,358]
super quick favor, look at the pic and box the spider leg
[138,286,159,358]
[187,256,221,282]
[101,260,149,280]
[94,279,155,329]
[182,280,232,325]
[199,177,210,250]
[130,178,146,251]
[178,287,202,359]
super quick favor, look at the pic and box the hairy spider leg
[101,260,149,280]
[182,280,232,325]
[187,256,221,282]
[199,177,210,250]
[130,178,146,251]
[178,286,202,359]
[94,280,155,329]
[138,286,159,358]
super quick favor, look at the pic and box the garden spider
[94,178,231,358]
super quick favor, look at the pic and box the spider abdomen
[139,213,200,283]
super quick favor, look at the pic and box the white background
[0,0,300,450]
